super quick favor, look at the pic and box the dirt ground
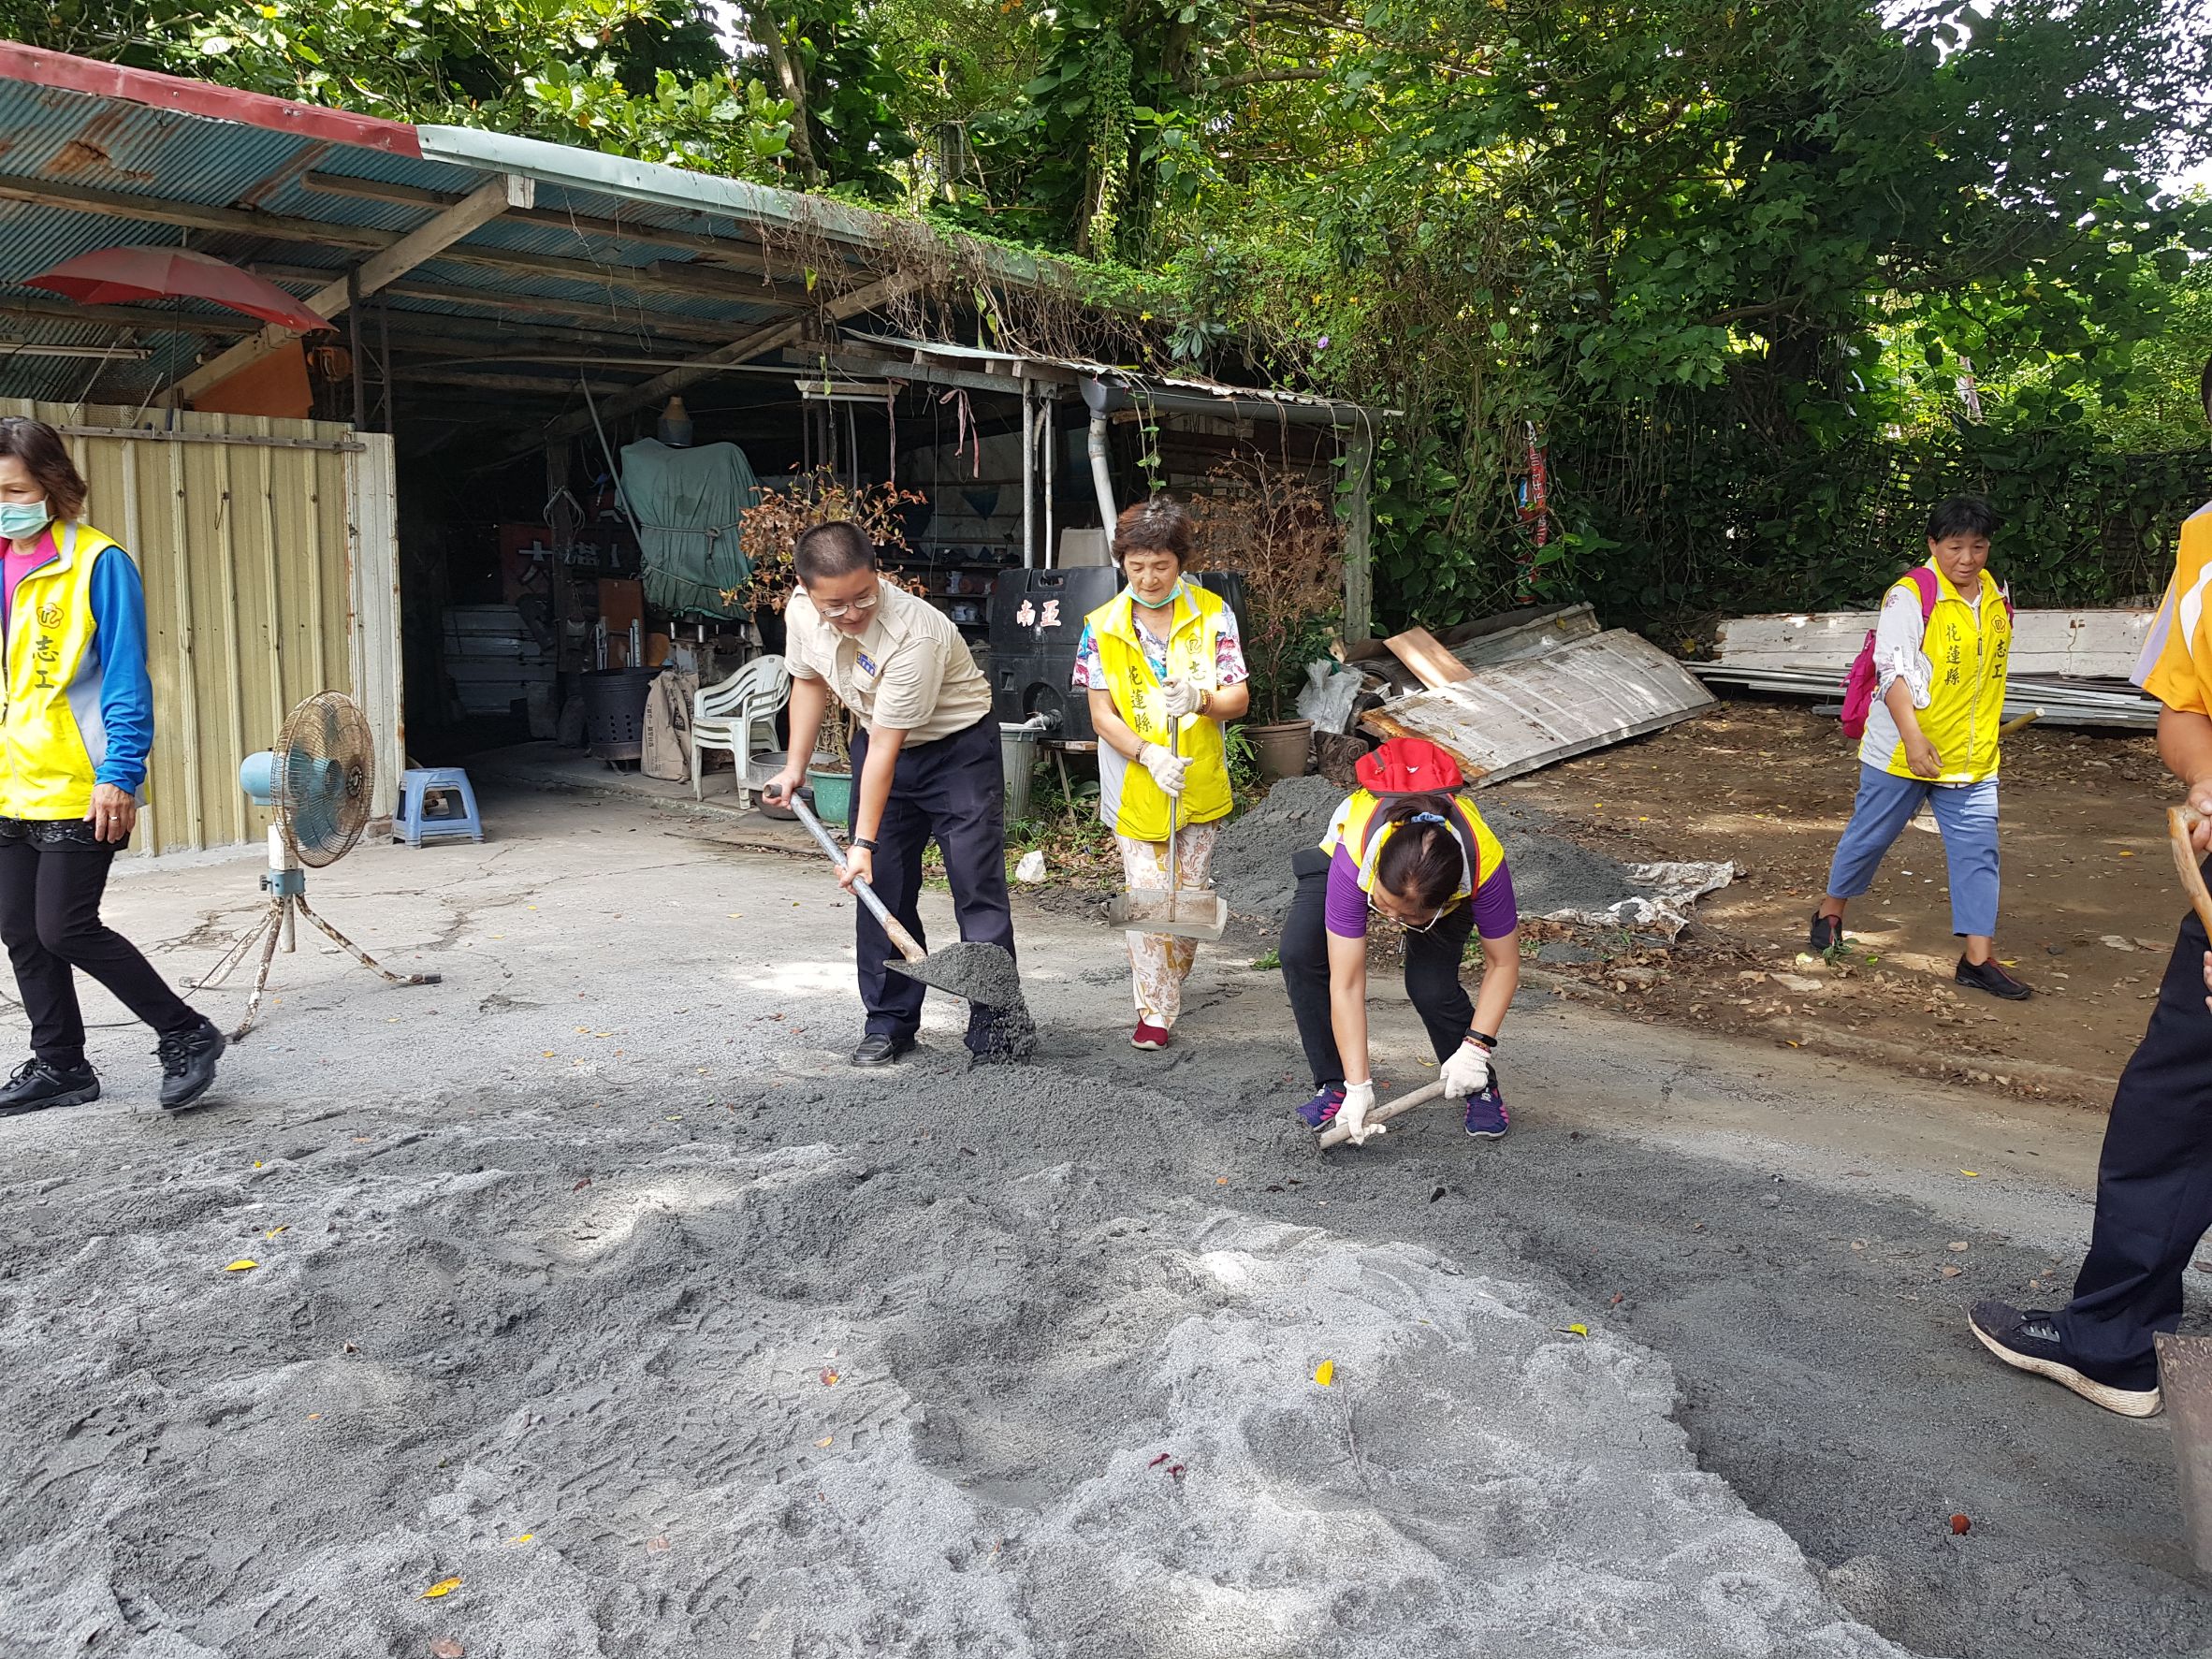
[1498,696,2183,1107]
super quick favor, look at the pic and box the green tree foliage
[0,0,916,190]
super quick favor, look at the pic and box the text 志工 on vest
[0,522,126,820]
[1084,583,1235,842]
[1875,565,2012,785]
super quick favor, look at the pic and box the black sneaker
[1809,912,1843,952]
[1957,956,2032,1001]
[0,1056,100,1117]
[1969,1301,2161,1417]
[155,1018,226,1111]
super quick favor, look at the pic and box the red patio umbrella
[25,246,332,334]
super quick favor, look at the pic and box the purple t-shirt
[1325,844,1518,940]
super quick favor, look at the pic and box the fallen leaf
[306,1412,322,1421]
[431,1640,466,1658]
[1564,1323,1589,1337]
[1948,1241,1969,1252]
[224,1259,258,1273]
[1215,1176,1229,1186]
[419,1576,462,1600]
[645,1536,671,1555]
[1960,1170,1980,1178]
[1609,1292,1624,1305]
[1940,1266,1962,1278]
[573,1176,591,1192]
[1949,1513,1972,1535]
[1148,1452,1170,1468]
[821,1369,839,1387]
[508,1534,533,1545]
[815,1435,833,1448]
[263,1225,288,1239]
[1314,1360,1334,1387]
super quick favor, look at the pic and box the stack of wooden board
[1694,604,2160,730]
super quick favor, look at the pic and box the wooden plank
[1383,625,1474,689]
[1360,630,1717,785]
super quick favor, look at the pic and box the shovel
[1107,720,1228,942]
[787,789,1035,1053]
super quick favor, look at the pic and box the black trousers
[848,713,1015,1053]
[1279,845,1474,1087]
[2057,906,2212,1390]
[0,833,196,1067]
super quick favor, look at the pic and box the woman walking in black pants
[0,417,223,1116]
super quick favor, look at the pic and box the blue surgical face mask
[1131,578,1182,610]
[0,500,50,541]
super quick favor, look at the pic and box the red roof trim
[0,44,422,157]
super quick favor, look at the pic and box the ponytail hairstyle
[1372,793,1469,912]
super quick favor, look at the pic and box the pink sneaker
[1132,1019,1171,1051]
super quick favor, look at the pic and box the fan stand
[190,827,441,1039]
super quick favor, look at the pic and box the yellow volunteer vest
[1,521,123,820]
[1881,566,2011,785]
[1321,789,1506,911]
[1085,582,1234,841]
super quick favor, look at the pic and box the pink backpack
[1839,567,1939,739]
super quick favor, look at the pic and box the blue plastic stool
[396,767,484,847]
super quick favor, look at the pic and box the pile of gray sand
[0,1057,1914,1658]
[1215,773,1644,926]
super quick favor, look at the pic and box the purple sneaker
[1296,1084,1346,1130]
[1463,1076,1507,1140]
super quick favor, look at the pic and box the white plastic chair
[692,653,791,806]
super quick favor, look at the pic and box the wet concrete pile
[1214,774,1649,927]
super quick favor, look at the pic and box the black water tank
[988,568,1249,743]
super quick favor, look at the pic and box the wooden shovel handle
[2169,806,2212,941]
[1317,1080,1449,1150]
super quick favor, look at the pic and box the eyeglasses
[1370,893,1446,934]
[817,587,880,620]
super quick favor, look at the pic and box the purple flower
[1317,335,1331,350]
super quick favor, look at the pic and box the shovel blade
[1108,887,1230,942]
[2159,1332,2212,1573]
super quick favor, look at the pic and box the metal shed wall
[0,400,400,856]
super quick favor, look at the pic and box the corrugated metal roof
[0,53,904,407]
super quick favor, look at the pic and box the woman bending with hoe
[1278,738,1520,1145]
[1075,497,1250,1049]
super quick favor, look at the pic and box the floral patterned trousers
[1115,822,1219,1027]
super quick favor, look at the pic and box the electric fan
[192,691,440,1037]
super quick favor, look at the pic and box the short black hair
[1928,495,2001,543]
[793,519,878,583]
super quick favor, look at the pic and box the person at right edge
[1809,495,2030,1000]
[1970,480,2212,1419]
[0,415,224,1117]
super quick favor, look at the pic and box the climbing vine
[1080,29,1134,259]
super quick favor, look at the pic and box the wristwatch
[851,836,879,852]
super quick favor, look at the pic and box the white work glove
[1439,1041,1492,1100]
[1160,677,1204,720]
[1337,1080,1385,1145]
[1138,741,1189,797]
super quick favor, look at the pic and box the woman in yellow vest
[1810,495,2028,998]
[0,417,226,1116]
[1278,737,1521,1145]
[1073,498,1250,1049]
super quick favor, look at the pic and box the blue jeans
[1824,764,2000,939]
